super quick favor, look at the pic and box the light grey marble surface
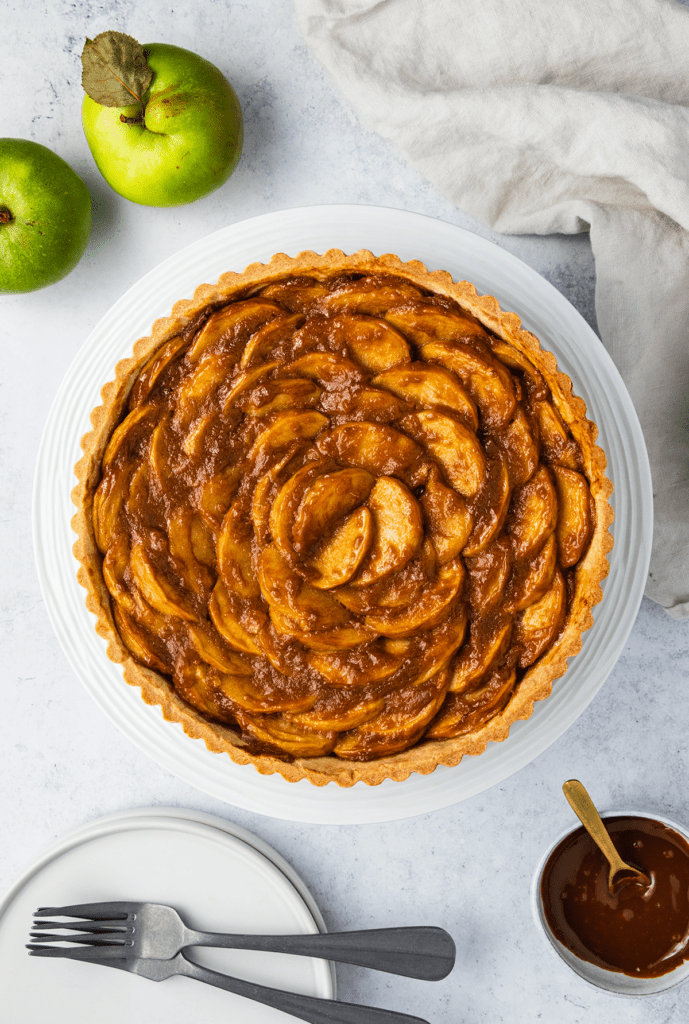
[2,2,689,1021]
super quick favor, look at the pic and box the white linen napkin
[295,0,689,617]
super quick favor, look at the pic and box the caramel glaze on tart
[73,251,613,786]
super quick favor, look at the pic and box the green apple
[82,41,243,206]
[0,139,92,294]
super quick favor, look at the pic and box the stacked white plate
[33,206,653,824]
[0,807,334,1021]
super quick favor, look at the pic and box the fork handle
[186,926,455,980]
[176,952,430,1024]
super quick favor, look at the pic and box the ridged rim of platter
[32,205,652,824]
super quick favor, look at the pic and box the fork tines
[27,943,130,960]
[32,918,129,932]
[34,902,132,920]
[29,903,134,957]
[29,931,127,945]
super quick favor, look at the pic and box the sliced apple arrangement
[80,252,611,781]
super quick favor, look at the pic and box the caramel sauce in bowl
[531,811,689,996]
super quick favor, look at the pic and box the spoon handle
[562,779,626,872]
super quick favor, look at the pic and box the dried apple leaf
[81,31,153,108]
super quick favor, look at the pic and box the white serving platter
[33,204,652,824]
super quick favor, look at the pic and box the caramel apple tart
[73,250,613,787]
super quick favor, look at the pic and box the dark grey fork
[27,944,432,1024]
[30,901,455,980]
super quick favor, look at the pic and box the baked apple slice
[102,533,137,615]
[533,399,581,470]
[259,543,351,631]
[93,461,135,551]
[292,468,375,554]
[420,342,516,429]
[182,412,220,458]
[504,533,557,613]
[130,333,189,407]
[218,498,260,600]
[175,353,233,426]
[320,277,422,316]
[195,464,242,528]
[258,278,329,311]
[402,410,485,498]
[186,621,253,676]
[124,461,150,522]
[372,363,479,430]
[508,465,558,561]
[113,604,169,674]
[551,465,593,567]
[514,568,566,667]
[215,669,317,715]
[249,410,328,463]
[221,360,280,413]
[338,315,411,371]
[427,664,517,738]
[420,465,474,563]
[187,299,282,362]
[498,407,539,488]
[364,559,464,637]
[465,535,511,613]
[316,421,423,477]
[350,477,423,586]
[308,640,405,686]
[450,614,513,692]
[462,447,511,556]
[147,416,172,492]
[340,537,436,613]
[245,377,321,416]
[271,607,375,651]
[129,539,198,622]
[101,404,155,469]
[334,670,450,759]
[323,386,405,422]
[168,507,214,597]
[309,506,374,589]
[269,460,329,559]
[386,304,487,345]
[239,312,305,368]
[408,607,469,685]
[490,338,547,400]
[209,579,265,654]
[242,714,337,757]
[283,351,365,388]
[174,660,236,721]
[287,693,386,732]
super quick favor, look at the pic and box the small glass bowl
[531,809,689,996]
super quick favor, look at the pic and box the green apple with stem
[81,32,243,206]
[0,138,92,294]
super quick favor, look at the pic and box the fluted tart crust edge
[72,249,614,787]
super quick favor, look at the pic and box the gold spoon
[562,779,651,893]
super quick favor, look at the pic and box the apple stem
[0,206,13,225]
[120,112,145,126]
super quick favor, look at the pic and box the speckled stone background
[2,2,689,1021]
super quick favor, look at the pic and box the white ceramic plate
[0,808,333,1021]
[33,205,652,824]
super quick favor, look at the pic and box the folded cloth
[295,0,689,617]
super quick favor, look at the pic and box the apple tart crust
[73,250,613,787]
